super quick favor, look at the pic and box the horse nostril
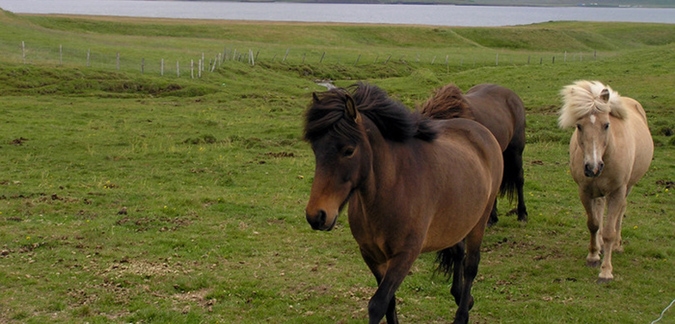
[306,209,327,230]
[317,210,327,226]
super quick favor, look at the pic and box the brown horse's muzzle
[305,208,338,231]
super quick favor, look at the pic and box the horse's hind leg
[513,148,528,222]
[487,199,499,226]
[453,222,486,324]
[504,144,528,222]
[437,242,466,306]
[613,186,632,253]
[599,189,628,282]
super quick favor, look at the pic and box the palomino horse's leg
[581,195,605,268]
[599,188,628,282]
[364,251,419,324]
[613,186,632,253]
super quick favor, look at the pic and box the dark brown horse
[303,82,503,324]
[421,83,528,225]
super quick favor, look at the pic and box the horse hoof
[586,260,601,268]
[596,277,613,284]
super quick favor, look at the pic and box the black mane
[303,82,438,143]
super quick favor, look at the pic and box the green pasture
[0,9,674,323]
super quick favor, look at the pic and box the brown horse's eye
[603,123,610,130]
[343,147,355,157]
[576,124,582,131]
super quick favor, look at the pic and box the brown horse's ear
[600,88,610,103]
[345,94,360,123]
[312,92,320,103]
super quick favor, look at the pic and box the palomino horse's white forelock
[558,80,627,129]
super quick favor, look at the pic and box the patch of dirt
[10,137,28,145]
[656,179,674,189]
[264,151,295,158]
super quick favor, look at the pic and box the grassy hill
[1,9,674,324]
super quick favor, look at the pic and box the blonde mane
[558,80,627,129]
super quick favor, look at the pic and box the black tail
[435,243,465,279]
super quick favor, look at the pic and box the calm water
[0,0,674,26]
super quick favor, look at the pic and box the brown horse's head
[303,89,371,231]
[303,83,437,231]
[559,80,627,177]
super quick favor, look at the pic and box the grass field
[1,8,674,323]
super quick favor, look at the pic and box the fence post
[282,48,289,63]
[59,45,63,65]
[191,59,194,79]
[161,58,164,76]
[117,53,120,70]
[87,49,90,67]
[495,53,499,66]
[177,61,180,78]
[21,41,26,64]
[141,58,145,74]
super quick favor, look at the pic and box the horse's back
[621,96,653,185]
[464,84,526,150]
[435,118,503,186]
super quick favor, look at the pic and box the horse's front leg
[366,251,419,324]
[580,193,605,267]
[599,188,628,283]
[361,251,399,324]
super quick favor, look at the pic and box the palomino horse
[421,83,528,225]
[303,82,503,324]
[559,80,653,282]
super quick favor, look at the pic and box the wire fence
[12,40,600,78]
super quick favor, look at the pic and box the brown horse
[303,82,503,324]
[559,80,653,282]
[421,83,528,225]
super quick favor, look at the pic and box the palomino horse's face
[305,95,370,231]
[574,111,611,177]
